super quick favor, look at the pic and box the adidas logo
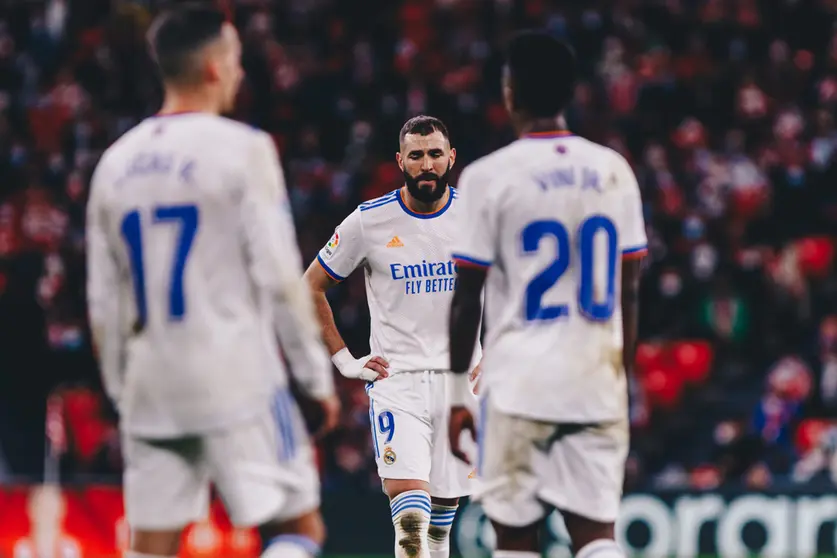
[386,236,404,248]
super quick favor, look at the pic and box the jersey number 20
[522,215,617,322]
[121,204,199,325]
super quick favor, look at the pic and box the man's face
[396,130,456,203]
[210,22,244,112]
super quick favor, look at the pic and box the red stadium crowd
[0,0,836,494]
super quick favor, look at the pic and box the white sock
[575,539,625,558]
[428,503,457,558]
[261,534,321,558]
[493,551,539,558]
[390,489,432,558]
[125,553,175,558]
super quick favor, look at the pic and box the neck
[401,185,449,214]
[158,86,221,116]
[516,114,567,138]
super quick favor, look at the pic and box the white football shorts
[366,371,477,498]
[122,389,319,530]
[475,392,628,526]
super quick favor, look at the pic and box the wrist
[331,347,355,372]
[449,372,472,406]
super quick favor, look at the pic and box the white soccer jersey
[451,132,647,423]
[86,113,333,438]
[317,187,482,374]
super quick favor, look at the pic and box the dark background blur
[1,0,837,500]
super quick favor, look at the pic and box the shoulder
[459,140,535,185]
[358,189,400,213]
[353,189,403,227]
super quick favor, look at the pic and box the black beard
[403,164,451,203]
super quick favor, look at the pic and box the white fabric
[576,539,626,558]
[390,490,432,558]
[475,394,628,526]
[428,503,458,558]
[451,134,647,423]
[87,113,332,438]
[331,347,379,381]
[316,187,481,375]
[123,392,319,530]
[367,372,477,498]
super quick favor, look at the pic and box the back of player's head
[147,3,227,85]
[399,115,450,146]
[505,31,577,118]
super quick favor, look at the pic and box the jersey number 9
[121,204,199,326]
[521,215,618,323]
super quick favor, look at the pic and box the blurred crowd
[1,0,837,493]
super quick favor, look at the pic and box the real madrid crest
[383,446,397,465]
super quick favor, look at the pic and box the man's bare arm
[303,260,347,356]
[303,260,389,380]
[621,257,642,376]
[449,265,486,374]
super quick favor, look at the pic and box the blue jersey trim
[397,186,454,219]
[316,254,346,281]
[359,191,399,211]
[452,253,492,268]
[622,244,648,255]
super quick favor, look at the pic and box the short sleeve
[450,164,496,268]
[317,208,365,281]
[611,154,647,259]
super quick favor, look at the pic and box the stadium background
[1,0,837,556]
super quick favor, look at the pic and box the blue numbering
[521,215,618,322]
[120,204,199,324]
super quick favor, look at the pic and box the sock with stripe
[390,489,432,558]
[493,551,539,558]
[575,538,624,558]
[261,534,321,558]
[428,503,458,558]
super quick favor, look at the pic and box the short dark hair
[399,115,450,145]
[506,31,577,117]
[147,4,227,84]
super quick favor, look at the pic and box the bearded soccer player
[86,5,337,558]
[304,116,481,558]
[448,32,646,558]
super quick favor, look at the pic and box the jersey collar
[397,186,453,219]
[522,130,575,139]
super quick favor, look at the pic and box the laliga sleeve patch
[322,231,339,260]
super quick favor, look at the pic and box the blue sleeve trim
[452,253,492,268]
[621,244,648,255]
[316,254,346,282]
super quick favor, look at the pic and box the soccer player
[303,115,480,558]
[447,32,646,558]
[85,6,338,558]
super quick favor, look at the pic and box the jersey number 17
[120,204,199,326]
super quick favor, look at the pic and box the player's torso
[480,136,629,420]
[98,115,279,435]
[102,115,258,339]
[360,189,478,372]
